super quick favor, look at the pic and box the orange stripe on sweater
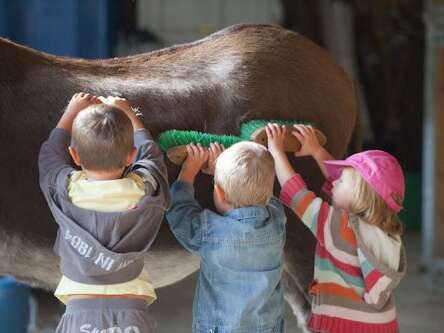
[310,283,362,302]
[340,211,357,247]
[295,192,316,217]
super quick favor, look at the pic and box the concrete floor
[32,232,444,333]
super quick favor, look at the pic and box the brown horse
[0,24,360,331]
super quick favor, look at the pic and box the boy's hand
[99,96,145,131]
[292,125,322,157]
[178,144,209,183]
[99,96,132,113]
[56,92,100,132]
[202,143,225,175]
[266,123,287,157]
[65,92,101,115]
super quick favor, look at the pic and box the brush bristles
[239,120,312,140]
[158,130,242,152]
[158,120,314,151]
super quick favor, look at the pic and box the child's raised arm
[103,96,171,207]
[166,144,209,253]
[267,124,343,242]
[292,124,334,179]
[39,93,100,189]
[265,124,297,186]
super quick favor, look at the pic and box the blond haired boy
[166,141,286,333]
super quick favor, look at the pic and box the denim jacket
[166,180,286,333]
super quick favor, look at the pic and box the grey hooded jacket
[39,127,170,284]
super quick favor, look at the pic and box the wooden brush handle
[166,145,210,170]
[250,127,327,152]
[166,145,188,165]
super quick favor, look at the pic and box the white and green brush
[158,120,327,165]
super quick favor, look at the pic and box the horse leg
[282,208,317,333]
[283,269,312,333]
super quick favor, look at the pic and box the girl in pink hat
[266,123,407,333]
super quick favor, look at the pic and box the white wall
[137,0,282,45]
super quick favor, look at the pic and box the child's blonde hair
[214,141,275,208]
[344,168,403,236]
[72,104,133,171]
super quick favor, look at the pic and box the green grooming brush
[159,130,242,165]
[159,120,327,165]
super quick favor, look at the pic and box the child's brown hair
[71,104,133,171]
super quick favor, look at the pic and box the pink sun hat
[323,150,405,213]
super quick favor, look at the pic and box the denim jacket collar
[223,205,270,220]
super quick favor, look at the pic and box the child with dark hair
[39,93,170,333]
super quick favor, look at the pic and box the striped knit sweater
[280,174,407,333]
